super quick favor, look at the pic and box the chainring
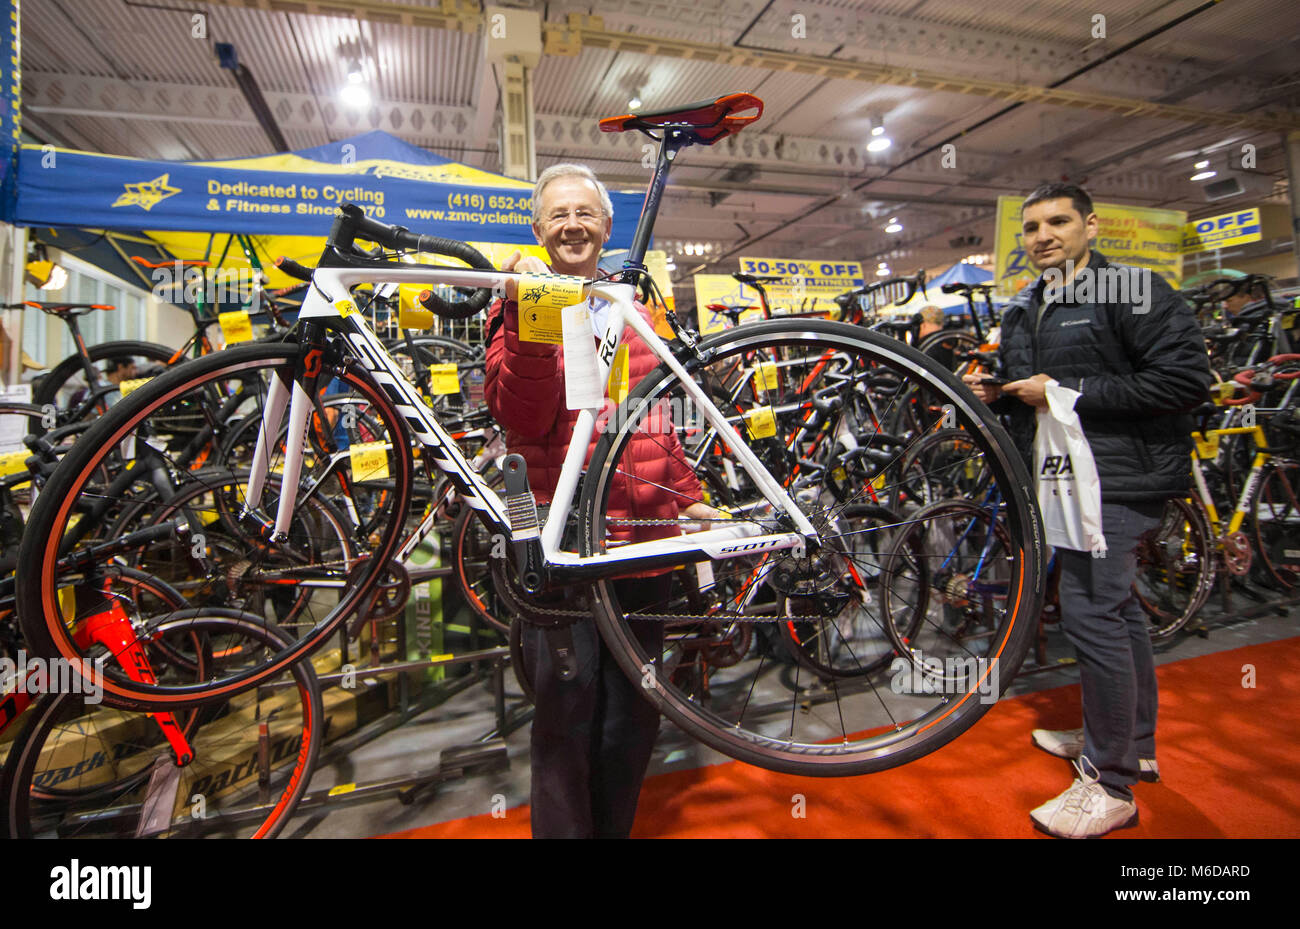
[1223,531,1253,576]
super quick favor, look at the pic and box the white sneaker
[1033,728,1161,781]
[1031,727,1085,759]
[1030,760,1139,839]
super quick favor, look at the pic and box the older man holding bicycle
[485,162,714,839]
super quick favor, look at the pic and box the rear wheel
[582,319,1044,776]
[1134,496,1216,639]
[1251,460,1300,590]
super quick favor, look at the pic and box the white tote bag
[1034,381,1105,554]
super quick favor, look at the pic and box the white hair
[531,163,614,224]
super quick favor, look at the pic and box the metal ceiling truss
[203,0,1300,133]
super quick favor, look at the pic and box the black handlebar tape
[275,256,314,281]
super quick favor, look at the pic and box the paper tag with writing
[563,303,602,410]
[744,406,777,440]
[752,362,780,395]
[607,344,630,405]
[335,299,358,319]
[219,310,253,344]
[429,363,460,395]
[349,441,390,481]
[519,273,585,344]
[0,450,28,477]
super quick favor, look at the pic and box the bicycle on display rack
[17,92,1046,777]
[0,407,321,838]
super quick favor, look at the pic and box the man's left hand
[1002,373,1055,408]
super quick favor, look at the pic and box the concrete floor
[285,595,1299,839]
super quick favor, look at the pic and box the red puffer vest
[484,297,702,546]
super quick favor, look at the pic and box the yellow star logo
[112,174,181,211]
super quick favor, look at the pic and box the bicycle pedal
[135,755,183,839]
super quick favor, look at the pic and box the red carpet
[381,636,1300,838]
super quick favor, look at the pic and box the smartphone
[978,375,1010,386]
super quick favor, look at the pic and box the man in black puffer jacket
[965,183,1211,839]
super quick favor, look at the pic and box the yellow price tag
[831,466,848,483]
[219,310,253,344]
[349,441,390,481]
[607,344,630,404]
[744,406,777,440]
[335,299,357,319]
[1215,381,1238,404]
[119,377,151,397]
[429,363,460,396]
[1194,433,1220,459]
[0,450,28,477]
[753,362,780,394]
[518,273,585,344]
[327,783,357,797]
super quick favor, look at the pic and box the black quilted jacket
[993,251,1212,502]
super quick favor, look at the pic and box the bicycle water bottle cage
[599,92,763,145]
[502,454,546,594]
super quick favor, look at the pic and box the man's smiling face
[1021,197,1097,274]
[533,176,611,277]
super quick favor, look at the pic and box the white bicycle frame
[243,266,818,578]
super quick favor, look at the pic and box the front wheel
[580,319,1045,776]
[16,342,412,710]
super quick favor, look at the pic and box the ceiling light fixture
[1190,169,1217,181]
[867,136,892,153]
[884,218,903,234]
[628,96,643,111]
[340,57,370,108]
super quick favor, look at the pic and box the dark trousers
[523,576,668,838]
[1055,500,1164,801]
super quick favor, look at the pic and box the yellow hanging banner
[518,273,586,344]
[349,441,390,481]
[993,195,1185,297]
[219,310,253,344]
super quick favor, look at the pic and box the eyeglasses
[541,208,604,227]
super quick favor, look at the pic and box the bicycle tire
[1250,459,1300,590]
[1,611,323,839]
[16,342,411,710]
[581,318,1045,776]
[1134,495,1216,639]
[32,340,178,419]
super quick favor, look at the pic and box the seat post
[622,129,690,281]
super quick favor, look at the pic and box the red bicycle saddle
[599,93,763,145]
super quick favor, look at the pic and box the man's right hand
[501,249,551,302]
[963,372,1001,404]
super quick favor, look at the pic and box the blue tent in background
[926,262,1002,314]
[929,262,993,290]
[4,130,641,249]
